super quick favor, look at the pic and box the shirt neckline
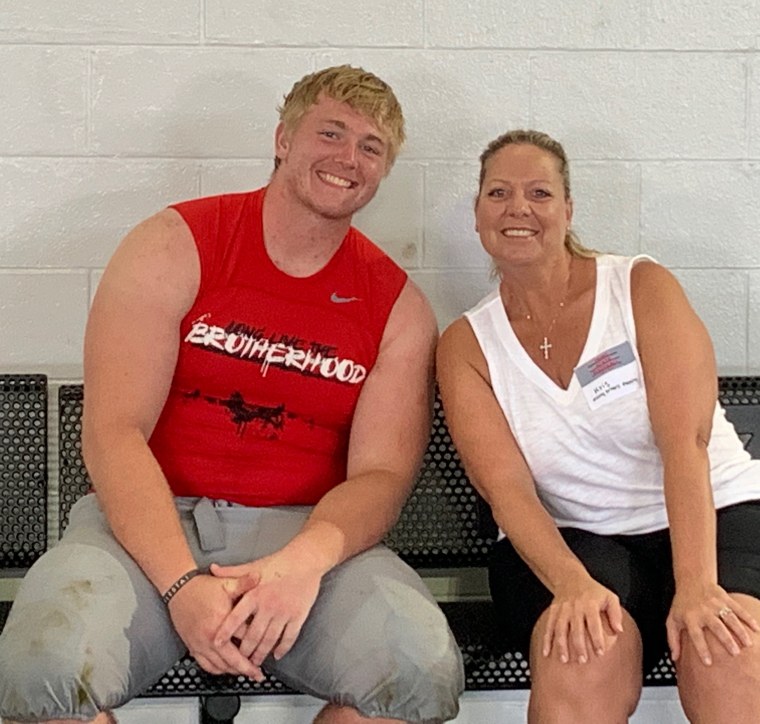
[494,256,610,403]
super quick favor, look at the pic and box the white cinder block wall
[3,0,760,377]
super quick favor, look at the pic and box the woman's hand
[667,582,760,665]
[542,575,625,664]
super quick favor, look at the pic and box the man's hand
[167,573,263,679]
[210,551,323,667]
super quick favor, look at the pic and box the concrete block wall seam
[1,1,759,372]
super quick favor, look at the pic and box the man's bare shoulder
[96,208,199,310]
[120,207,195,256]
[386,277,438,343]
[362,277,437,381]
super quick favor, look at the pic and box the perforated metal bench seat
[0,374,47,571]
[3,375,760,712]
[54,377,760,696]
[56,383,689,695]
[0,374,48,706]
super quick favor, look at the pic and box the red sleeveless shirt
[148,187,407,506]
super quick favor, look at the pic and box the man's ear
[274,122,290,160]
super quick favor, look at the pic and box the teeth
[503,229,535,237]
[320,172,353,188]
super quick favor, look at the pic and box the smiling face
[475,143,573,270]
[273,94,390,221]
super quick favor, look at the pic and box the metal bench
[2,374,760,721]
[0,374,48,643]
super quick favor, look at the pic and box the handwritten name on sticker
[575,341,640,410]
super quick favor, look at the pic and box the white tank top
[465,254,760,535]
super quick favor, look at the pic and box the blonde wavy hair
[275,65,405,172]
[478,129,599,258]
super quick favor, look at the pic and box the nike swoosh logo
[330,293,361,304]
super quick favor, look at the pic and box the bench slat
[0,374,47,570]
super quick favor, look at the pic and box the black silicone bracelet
[161,568,202,605]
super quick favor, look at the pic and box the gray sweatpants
[0,494,464,722]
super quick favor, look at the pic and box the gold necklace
[516,256,574,361]
[526,307,564,360]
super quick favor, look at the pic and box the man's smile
[317,171,357,189]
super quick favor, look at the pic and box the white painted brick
[572,162,640,256]
[411,270,495,330]
[91,50,311,157]
[641,0,760,49]
[90,270,104,306]
[0,272,89,367]
[0,5,755,382]
[352,163,424,268]
[317,51,531,160]
[424,162,492,269]
[0,2,198,43]
[0,160,199,267]
[749,57,760,158]
[641,163,760,267]
[427,0,639,49]
[532,54,745,159]
[201,162,273,196]
[672,269,748,370]
[0,47,87,154]
[749,272,760,373]
[206,0,423,46]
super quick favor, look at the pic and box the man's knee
[0,593,136,721]
[333,598,463,721]
[0,638,111,721]
[279,548,464,722]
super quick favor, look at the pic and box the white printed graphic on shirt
[184,316,367,385]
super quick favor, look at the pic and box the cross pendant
[539,337,552,360]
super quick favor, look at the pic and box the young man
[0,65,464,724]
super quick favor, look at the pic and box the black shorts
[488,500,760,672]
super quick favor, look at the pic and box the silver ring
[717,606,733,620]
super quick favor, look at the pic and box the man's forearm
[280,470,412,574]
[84,427,197,594]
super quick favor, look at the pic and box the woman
[437,129,760,722]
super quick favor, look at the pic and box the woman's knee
[677,628,760,701]
[529,608,642,714]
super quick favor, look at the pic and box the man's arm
[83,209,259,678]
[212,278,438,664]
[290,277,439,564]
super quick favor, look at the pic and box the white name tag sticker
[575,341,640,410]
